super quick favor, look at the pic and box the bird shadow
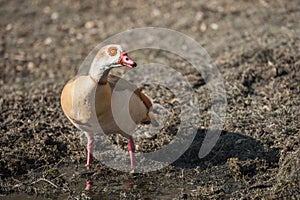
[171,129,280,170]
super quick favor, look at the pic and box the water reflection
[124,181,134,189]
[85,179,92,190]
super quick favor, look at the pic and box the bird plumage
[60,44,156,172]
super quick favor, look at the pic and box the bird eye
[108,47,117,56]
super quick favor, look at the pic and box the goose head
[89,44,136,81]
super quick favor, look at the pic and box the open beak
[119,52,137,68]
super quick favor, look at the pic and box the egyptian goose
[61,44,156,172]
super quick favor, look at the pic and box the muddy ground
[0,0,299,199]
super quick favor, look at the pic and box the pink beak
[119,52,137,68]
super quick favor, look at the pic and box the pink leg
[127,138,136,171]
[86,136,94,168]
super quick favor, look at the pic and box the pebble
[43,6,51,14]
[44,37,52,45]
[51,12,59,20]
[84,21,95,29]
[195,11,204,21]
[200,23,207,32]
[27,62,35,70]
[210,23,219,30]
[16,65,23,71]
[152,8,161,17]
[6,24,12,31]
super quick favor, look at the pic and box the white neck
[89,59,111,83]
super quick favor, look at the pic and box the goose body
[61,45,155,171]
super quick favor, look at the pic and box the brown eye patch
[108,47,117,56]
